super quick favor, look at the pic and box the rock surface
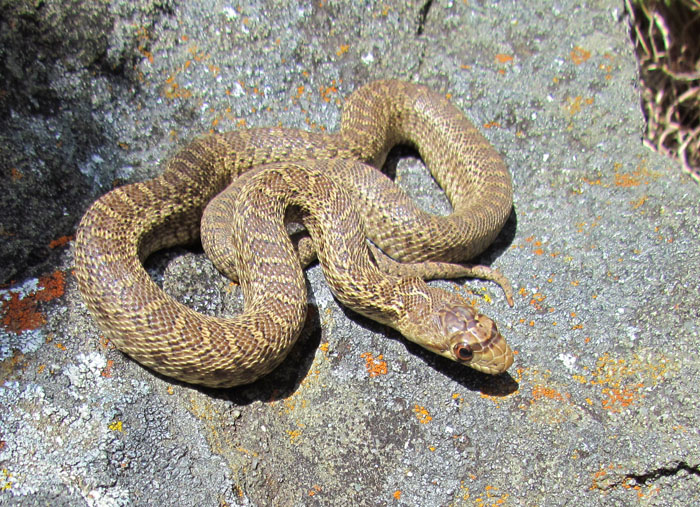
[1,0,699,505]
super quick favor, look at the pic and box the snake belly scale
[74,80,514,387]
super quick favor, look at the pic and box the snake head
[396,282,513,374]
[435,304,513,374]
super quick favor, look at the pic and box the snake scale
[74,80,514,388]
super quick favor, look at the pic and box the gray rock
[1,0,698,505]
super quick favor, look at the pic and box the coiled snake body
[74,80,514,387]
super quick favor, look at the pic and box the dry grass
[626,0,700,183]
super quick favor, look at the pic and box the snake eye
[453,343,473,362]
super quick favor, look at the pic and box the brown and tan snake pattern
[74,80,514,387]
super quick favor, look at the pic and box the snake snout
[466,327,514,375]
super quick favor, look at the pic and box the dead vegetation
[626,0,700,183]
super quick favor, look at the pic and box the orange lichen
[570,46,591,65]
[614,170,647,187]
[564,95,594,116]
[163,80,192,100]
[590,466,609,489]
[360,352,387,377]
[98,335,114,349]
[531,384,568,402]
[475,485,509,505]
[1,271,66,334]
[590,463,628,491]
[187,44,208,62]
[582,176,604,186]
[134,26,154,64]
[413,404,432,424]
[495,53,513,64]
[139,47,153,64]
[583,163,660,188]
[0,350,26,380]
[101,359,115,378]
[320,82,338,103]
[1,293,46,333]
[529,292,546,311]
[10,167,23,181]
[575,352,673,413]
[36,271,66,301]
[516,236,551,257]
[601,384,645,412]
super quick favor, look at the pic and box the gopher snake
[74,80,514,387]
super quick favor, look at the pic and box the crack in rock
[416,0,434,36]
[625,461,700,486]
